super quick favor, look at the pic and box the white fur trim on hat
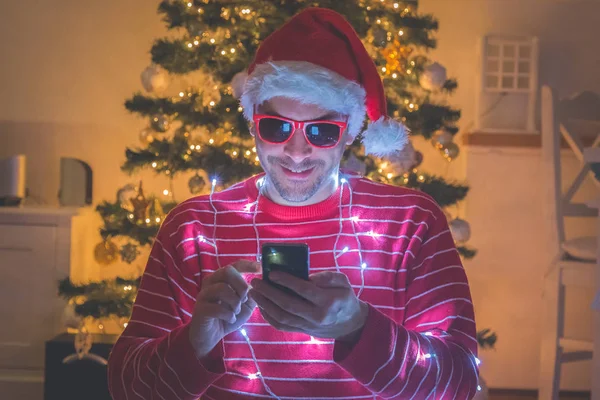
[240,61,366,138]
[362,117,410,158]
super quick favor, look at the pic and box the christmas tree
[59,0,494,348]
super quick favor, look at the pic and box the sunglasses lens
[258,118,293,143]
[305,123,341,147]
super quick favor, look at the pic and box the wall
[0,0,599,390]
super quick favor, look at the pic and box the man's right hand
[189,260,260,359]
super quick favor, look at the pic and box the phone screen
[261,243,309,295]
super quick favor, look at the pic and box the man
[108,8,479,399]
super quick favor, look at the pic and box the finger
[199,283,243,314]
[309,271,351,288]
[197,302,237,324]
[249,288,311,329]
[206,262,257,298]
[268,272,323,304]
[250,279,317,318]
[231,259,262,274]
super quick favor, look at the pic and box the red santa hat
[237,7,409,158]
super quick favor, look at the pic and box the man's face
[252,97,352,205]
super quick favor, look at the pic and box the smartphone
[261,243,309,296]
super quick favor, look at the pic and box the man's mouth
[280,165,315,179]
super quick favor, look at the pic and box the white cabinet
[0,207,95,399]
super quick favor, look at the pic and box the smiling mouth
[280,165,315,179]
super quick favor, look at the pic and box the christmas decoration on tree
[59,1,490,343]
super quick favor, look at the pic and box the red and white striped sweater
[108,171,479,399]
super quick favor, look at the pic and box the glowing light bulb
[245,150,251,156]
[244,203,254,212]
[392,73,398,78]
[387,173,393,179]
[381,67,387,73]
[477,385,482,391]
[187,43,193,48]
[409,103,415,109]
[209,101,215,107]
[209,138,214,144]
[361,263,367,269]
[394,3,399,8]
[240,328,247,337]
[210,38,215,44]
[155,217,161,223]
[152,162,158,168]
[424,353,432,359]
[212,179,217,186]
[399,30,404,36]
[238,106,243,112]
[179,92,185,97]
[195,145,201,150]
[230,48,236,53]
[248,373,259,379]
[98,324,104,330]
[232,151,237,156]
[342,246,349,253]
[221,50,226,55]
[193,40,199,46]
[252,147,256,152]
[340,177,347,183]
[475,357,481,366]
[424,332,434,336]
[123,322,128,328]
[368,231,380,238]
[186,2,192,7]
[163,189,169,195]
[145,218,151,223]
[351,216,360,222]
[255,156,259,161]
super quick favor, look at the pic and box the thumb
[310,271,351,288]
[231,259,262,275]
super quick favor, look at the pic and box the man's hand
[189,260,260,359]
[249,271,369,342]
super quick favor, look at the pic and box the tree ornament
[449,218,471,243]
[120,243,140,264]
[419,62,447,91]
[230,70,248,99]
[151,114,170,133]
[130,181,151,224]
[139,127,155,144]
[412,151,424,169]
[441,142,460,161]
[140,64,169,93]
[387,140,417,174]
[188,173,207,194]
[431,129,454,149]
[149,198,165,224]
[342,153,367,176]
[372,26,388,47]
[116,183,137,211]
[94,239,119,265]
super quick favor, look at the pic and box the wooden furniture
[539,85,600,400]
[0,206,95,400]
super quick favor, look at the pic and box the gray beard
[265,155,334,203]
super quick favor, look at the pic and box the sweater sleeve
[334,203,479,399]
[107,211,225,399]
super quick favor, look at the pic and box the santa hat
[237,7,409,158]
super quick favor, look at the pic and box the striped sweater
[107,171,479,399]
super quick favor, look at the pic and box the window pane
[487,43,500,57]
[486,59,499,73]
[519,45,531,59]
[503,44,516,58]
[518,61,530,73]
[485,75,499,89]
[518,77,530,89]
[502,76,515,89]
[503,60,515,73]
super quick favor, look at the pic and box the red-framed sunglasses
[252,112,347,149]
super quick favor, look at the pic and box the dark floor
[489,391,590,400]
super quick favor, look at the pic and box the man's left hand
[249,271,369,342]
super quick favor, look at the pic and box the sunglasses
[252,113,347,149]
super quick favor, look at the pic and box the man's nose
[283,127,312,162]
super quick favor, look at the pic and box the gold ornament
[94,239,119,265]
[130,181,151,224]
[149,198,165,224]
[441,142,460,162]
[188,173,206,194]
[139,127,155,144]
[431,129,454,149]
[151,114,170,132]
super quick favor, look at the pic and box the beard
[264,155,335,203]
